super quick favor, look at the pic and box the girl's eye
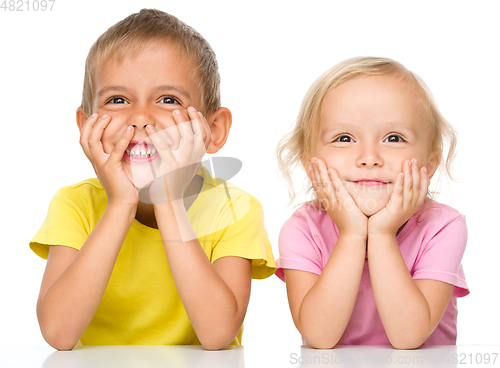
[159,96,180,104]
[334,135,353,143]
[384,135,405,143]
[107,97,128,104]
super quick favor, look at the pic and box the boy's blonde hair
[81,8,220,117]
[276,56,458,208]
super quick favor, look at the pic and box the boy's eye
[334,135,353,143]
[384,135,405,143]
[107,97,128,104]
[159,96,180,104]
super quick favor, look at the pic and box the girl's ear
[76,106,88,133]
[206,107,232,154]
[426,151,440,180]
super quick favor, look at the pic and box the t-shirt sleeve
[275,210,324,282]
[412,214,469,298]
[211,193,276,279]
[29,186,91,259]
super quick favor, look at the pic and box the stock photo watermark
[288,346,500,367]
[1,0,55,11]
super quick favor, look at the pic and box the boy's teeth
[126,148,157,157]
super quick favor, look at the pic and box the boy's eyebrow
[96,85,191,99]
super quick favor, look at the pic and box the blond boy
[30,9,276,350]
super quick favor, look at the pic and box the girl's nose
[356,147,384,168]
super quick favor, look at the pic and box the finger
[392,172,405,206]
[411,159,421,206]
[146,124,175,163]
[312,159,322,194]
[79,113,99,157]
[403,159,413,207]
[173,108,195,144]
[187,108,208,158]
[417,166,429,205]
[316,159,334,200]
[88,114,112,164]
[198,111,212,148]
[109,126,135,164]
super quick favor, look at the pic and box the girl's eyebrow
[322,121,417,136]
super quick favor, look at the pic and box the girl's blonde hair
[276,56,457,211]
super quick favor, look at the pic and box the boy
[30,9,276,350]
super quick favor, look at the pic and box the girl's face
[313,75,439,216]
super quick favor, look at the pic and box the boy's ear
[206,107,232,154]
[76,106,88,133]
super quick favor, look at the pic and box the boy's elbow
[198,324,241,351]
[40,322,78,351]
[43,332,78,351]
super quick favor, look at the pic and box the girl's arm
[284,233,367,349]
[368,159,453,349]
[368,234,453,349]
[154,201,251,351]
[36,204,136,351]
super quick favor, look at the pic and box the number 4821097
[1,0,56,11]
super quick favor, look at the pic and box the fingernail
[102,114,108,119]
[147,124,154,130]
[127,126,133,131]
[408,160,412,166]
[91,113,98,118]
[174,110,181,115]
[188,106,196,112]
[198,112,203,117]
[413,159,418,165]
[309,165,312,171]
[423,167,427,173]
[401,173,405,178]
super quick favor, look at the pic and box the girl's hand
[145,107,211,205]
[309,158,368,239]
[79,113,139,207]
[368,158,429,236]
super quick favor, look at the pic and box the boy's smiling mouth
[123,140,158,162]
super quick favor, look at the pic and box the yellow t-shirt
[30,166,276,345]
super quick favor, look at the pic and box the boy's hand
[368,159,429,236]
[145,107,211,205]
[308,158,368,239]
[79,113,139,207]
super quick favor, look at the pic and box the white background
[1,0,499,348]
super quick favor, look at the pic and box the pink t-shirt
[276,199,469,346]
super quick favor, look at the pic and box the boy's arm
[284,234,366,349]
[154,201,251,351]
[36,204,136,350]
[367,234,453,349]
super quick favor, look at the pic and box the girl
[275,57,468,349]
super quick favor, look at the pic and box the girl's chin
[353,197,390,217]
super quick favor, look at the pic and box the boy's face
[313,75,438,216]
[81,41,208,187]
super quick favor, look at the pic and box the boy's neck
[135,174,204,229]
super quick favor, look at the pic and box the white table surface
[1,345,499,368]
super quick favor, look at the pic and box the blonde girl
[275,57,468,349]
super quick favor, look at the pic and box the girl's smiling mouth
[351,178,390,186]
